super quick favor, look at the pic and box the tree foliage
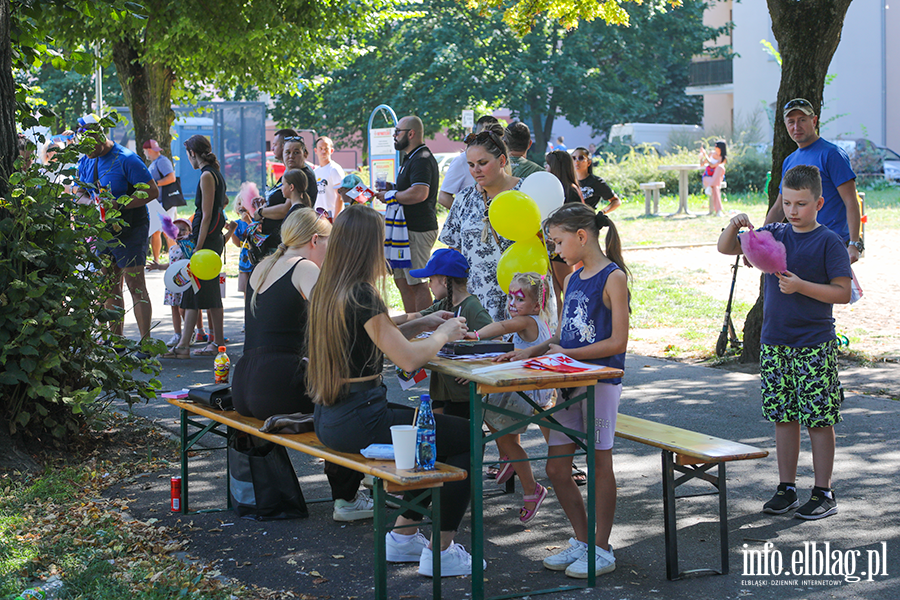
[0,122,163,444]
[35,0,402,157]
[272,0,718,157]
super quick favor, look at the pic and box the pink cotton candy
[160,214,179,241]
[739,228,787,274]
[239,182,261,215]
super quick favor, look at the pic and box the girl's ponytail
[595,211,630,283]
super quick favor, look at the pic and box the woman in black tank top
[232,210,368,513]
[163,135,228,358]
[233,208,331,418]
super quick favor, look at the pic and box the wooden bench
[614,414,768,580]
[166,398,467,600]
[639,181,665,215]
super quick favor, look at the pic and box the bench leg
[662,452,730,579]
[653,189,660,214]
[662,451,679,580]
[644,191,652,215]
[373,480,387,600]
[718,462,729,574]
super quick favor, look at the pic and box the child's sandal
[519,482,548,524]
[495,456,515,485]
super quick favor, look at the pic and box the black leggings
[314,386,471,531]
[233,347,364,502]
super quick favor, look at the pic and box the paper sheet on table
[469,353,607,375]
[523,354,605,373]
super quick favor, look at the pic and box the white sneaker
[332,491,374,522]
[565,544,615,579]
[385,531,429,563]
[543,537,588,571]
[418,543,486,578]
[166,333,181,348]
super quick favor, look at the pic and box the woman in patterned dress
[438,126,522,323]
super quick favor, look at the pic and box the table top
[427,355,623,394]
[658,164,701,171]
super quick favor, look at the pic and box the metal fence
[109,102,267,201]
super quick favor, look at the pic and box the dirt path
[625,228,900,359]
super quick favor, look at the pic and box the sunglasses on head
[783,98,813,112]
[464,130,504,149]
[282,136,307,147]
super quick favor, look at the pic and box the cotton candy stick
[739,228,787,274]
[160,214,179,241]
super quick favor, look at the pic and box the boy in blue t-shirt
[717,165,852,520]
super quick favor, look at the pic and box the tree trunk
[0,0,18,202]
[112,36,176,161]
[741,0,853,362]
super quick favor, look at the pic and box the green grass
[0,415,245,600]
[629,262,755,358]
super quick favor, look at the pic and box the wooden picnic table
[427,355,623,599]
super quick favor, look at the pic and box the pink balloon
[739,229,787,274]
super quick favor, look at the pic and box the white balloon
[520,172,565,221]
[164,259,193,293]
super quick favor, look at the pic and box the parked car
[828,138,899,183]
[433,151,460,175]
[881,146,900,182]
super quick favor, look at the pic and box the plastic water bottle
[415,394,436,471]
[214,346,230,384]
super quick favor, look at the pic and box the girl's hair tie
[277,242,288,252]
[597,212,611,229]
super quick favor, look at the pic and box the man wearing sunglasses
[375,115,439,312]
[764,98,862,263]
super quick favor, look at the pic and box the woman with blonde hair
[308,204,480,577]
[232,209,371,522]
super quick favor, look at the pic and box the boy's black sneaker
[762,483,799,514]
[795,488,837,520]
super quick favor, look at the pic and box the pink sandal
[495,456,515,485]
[519,482,548,524]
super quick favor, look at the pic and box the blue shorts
[101,221,149,269]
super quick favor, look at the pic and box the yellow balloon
[189,249,223,280]
[488,190,542,242]
[496,237,550,293]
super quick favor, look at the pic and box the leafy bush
[0,119,162,445]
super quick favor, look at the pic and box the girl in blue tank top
[500,203,630,579]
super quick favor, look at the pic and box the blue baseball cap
[409,248,470,279]
[335,173,364,189]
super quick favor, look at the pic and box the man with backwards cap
[764,98,862,263]
[74,114,159,353]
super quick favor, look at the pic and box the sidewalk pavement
[108,270,899,599]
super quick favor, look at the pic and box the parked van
[608,123,704,154]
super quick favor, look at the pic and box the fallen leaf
[332,554,344,559]
[313,577,327,584]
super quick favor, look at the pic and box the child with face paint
[468,272,554,524]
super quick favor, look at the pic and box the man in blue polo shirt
[764,98,863,263]
[75,115,158,348]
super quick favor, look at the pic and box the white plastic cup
[390,425,418,470]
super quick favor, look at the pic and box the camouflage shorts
[760,339,843,428]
